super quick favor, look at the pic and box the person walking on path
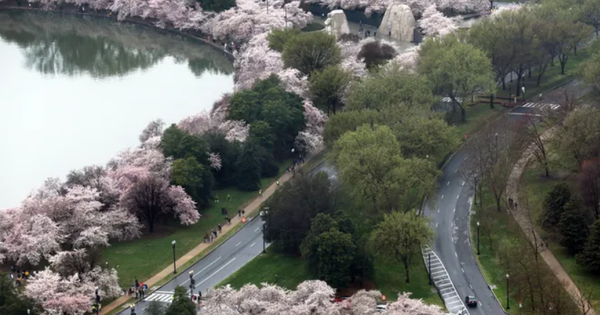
[276,180,280,186]
[259,189,262,197]
[226,194,231,201]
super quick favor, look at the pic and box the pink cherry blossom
[209,152,223,170]
[303,100,328,136]
[2,214,64,266]
[167,185,201,225]
[234,32,284,91]
[419,5,457,37]
[388,45,421,72]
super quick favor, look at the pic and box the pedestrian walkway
[506,128,597,315]
[144,291,173,304]
[518,102,561,110]
[422,245,470,315]
[99,153,319,315]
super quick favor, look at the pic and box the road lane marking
[197,258,237,286]
[447,181,450,186]
[457,195,460,199]
[250,242,256,247]
[441,195,444,199]
[461,268,465,273]
[462,181,465,186]
[235,242,241,247]
[453,208,456,213]
[455,253,458,258]
[438,209,440,213]
[181,257,222,285]
[464,157,468,161]
[436,223,439,228]
[254,227,260,232]
[469,284,473,290]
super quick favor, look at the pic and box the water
[0,11,235,209]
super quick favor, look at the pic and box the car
[375,304,388,312]
[465,295,478,307]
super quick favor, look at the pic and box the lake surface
[0,11,235,209]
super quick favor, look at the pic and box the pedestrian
[242,210,245,216]
[259,189,262,196]
[388,30,391,36]
[221,207,226,215]
[238,209,242,217]
[218,223,222,233]
[374,31,377,37]
[227,194,231,201]
[135,278,140,290]
[365,31,368,37]
[276,180,280,186]
[227,217,231,225]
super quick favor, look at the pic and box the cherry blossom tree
[200,280,446,315]
[388,45,421,72]
[177,110,250,142]
[209,152,223,170]
[2,214,64,266]
[139,119,166,143]
[234,32,284,91]
[419,5,457,37]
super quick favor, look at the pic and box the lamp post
[522,86,525,101]
[189,270,195,301]
[506,274,510,309]
[27,309,30,315]
[477,222,480,255]
[172,240,177,274]
[262,223,267,254]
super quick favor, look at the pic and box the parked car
[375,304,388,312]
[465,295,478,307]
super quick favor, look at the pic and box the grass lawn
[520,160,600,309]
[218,249,445,308]
[102,160,291,289]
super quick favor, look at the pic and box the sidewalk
[100,154,317,315]
[506,128,596,315]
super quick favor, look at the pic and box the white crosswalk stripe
[422,246,469,315]
[519,102,560,110]
[441,97,462,103]
[144,292,173,303]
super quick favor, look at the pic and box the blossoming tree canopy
[200,280,446,315]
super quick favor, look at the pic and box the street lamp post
[172,240,177,274]
[477,222,480,255]
[262,223,267,254]
[522,86,526,100]
[506,274,510,309]
[189,270,195,301]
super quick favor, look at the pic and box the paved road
[423,79,586,315]
[119,216,268,315]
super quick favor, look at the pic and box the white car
[375,304,388,312]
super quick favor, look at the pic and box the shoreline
[0,2,236,60]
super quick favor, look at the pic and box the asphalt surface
[119,216,267,315]
[120,80,587,315]
[423,79,587,315]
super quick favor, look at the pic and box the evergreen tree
[558,199,591,255]
[235,142,262,191]
[165,286,195,315]
[541,183,572,231]
[577,220,600,273]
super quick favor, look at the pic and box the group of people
[9,265,32,286]
[127,278,148,299]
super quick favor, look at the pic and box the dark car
[465,296,478,307]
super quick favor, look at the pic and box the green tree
[418,34,495,123]
[552,108,600,170]
[389,115,458,160]
[332,124,439,218]
[541,183,572,231]
[267,28,301,52]
[577,220,600,273]
[468,13,517,90]
[580,0,600,35]
[202,132,242,187]
[300,213,339,263]
[234,142,262,191]
[370,211,433,283]
[228,75,305,159]
[263,172,338,253]
[345,67,434,112]
[309,66,353,115]
[165,286,196,315]
[145,301,166,315]
[558,199,591,255]
[0,273,42,315]
[282,32,341,76]
[161,124,187,159]
[172,156,205,204]
[249,120,275,150]
[313,228,356,287]
[323,109,379,147]
[580,52,600,99]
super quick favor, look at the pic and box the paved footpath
[505,84,596,315]
[100,154,318,315]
